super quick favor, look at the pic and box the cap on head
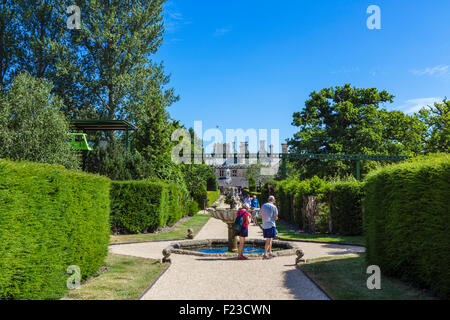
[243,203,250,210]
[268,196,275,202]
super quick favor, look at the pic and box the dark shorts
[263,227,277,239]
[238,227,248,237]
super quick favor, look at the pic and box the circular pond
[163,239,297,258]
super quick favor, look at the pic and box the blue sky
[155,0,450,152]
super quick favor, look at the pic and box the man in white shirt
[259,196,278,259]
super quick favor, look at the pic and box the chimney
[282,143,288,154]
[259,140,267,154]
[269,144,274,154]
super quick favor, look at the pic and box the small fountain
[161,188,300,260]
[206,206,240,252]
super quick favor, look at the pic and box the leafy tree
[0,0,19,90]
[0,72,80,169]
[288,84,425,179]
[417,99,449,153]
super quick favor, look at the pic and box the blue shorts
[238,227,248,237]
[263,227,277,239]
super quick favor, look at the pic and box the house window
[232,170,237,177]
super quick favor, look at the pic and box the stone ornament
[162,248,171,263]
[295,249,306,264]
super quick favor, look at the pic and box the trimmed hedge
[0,159,110,300]
[326,180,364,236]
[364,154,450,298]
[110,180,187,234]
[262,177,364,235]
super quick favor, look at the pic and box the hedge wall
[110,180,187,234]
[262,177,364,235]
[364,154,450,298]
[326,180,364,236]
[0,159,110,300]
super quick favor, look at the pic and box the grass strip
[62,253,168,300]
[110,214,211,244]
[300,253,436,300]
[276,223,366,246]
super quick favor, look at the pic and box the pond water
[195,247,278,254]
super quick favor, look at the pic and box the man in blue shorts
[259,196,278,259]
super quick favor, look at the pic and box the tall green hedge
[110,180,187,234]
[364,154,450,298]
[262,177,364,235]
[326,180,364,235]
[0,159,110,300]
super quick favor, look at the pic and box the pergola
[70,120,137,151]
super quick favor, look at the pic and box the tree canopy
[288,84,432,179]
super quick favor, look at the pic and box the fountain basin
[163,239,297,258]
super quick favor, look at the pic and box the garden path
[109,210,364,300]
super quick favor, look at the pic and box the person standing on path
[251,195,260,225]
[259,196,278,259]
[237,203,252,260]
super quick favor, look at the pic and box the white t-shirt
[260,202,278,229]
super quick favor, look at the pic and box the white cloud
[397,97,442,114]
[411,65,449,77]
[164,1,191,34]
[214,27,232,38]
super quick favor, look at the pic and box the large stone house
[205,141,284,193]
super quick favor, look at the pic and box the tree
[0,72,80,169]
[0,0,18,90]
[288,84,425,179]
[417,99,449,153]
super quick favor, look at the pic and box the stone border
[163,239,297,258]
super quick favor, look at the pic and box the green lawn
[300,253,436,300]
[276,222,366,246]
[109,214,211,244]
[207,190,221,206]
[62,253,168,300]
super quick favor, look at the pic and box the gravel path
[109,213,365,300]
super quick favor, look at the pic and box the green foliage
[325,180,364,235]
[182,164,217,207]
[207,176,218,191]
[417,99,449,153]
[248,177,256,192]
[187,200,200,217]
[364,154,450,298]
[0,159,110,300]
[110,179,187,234]
[288,84,427,179]
[262,176,364,235]
[167,183,185,226]
[0,72,80,169]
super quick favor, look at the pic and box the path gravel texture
[109,212,365,300]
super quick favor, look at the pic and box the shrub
[0,72,80,169]
[364,154,450,298]
[326,180,364,235]
[262,176,364,235]
[110,180,170,234]
[187,200,199,216]
[0,159,110,300]
[110,179,188,234]
[167,183,186,226]
[206,176,218,191]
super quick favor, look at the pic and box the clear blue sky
[155,0,450,152]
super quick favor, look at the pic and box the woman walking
[237,203,252,260]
